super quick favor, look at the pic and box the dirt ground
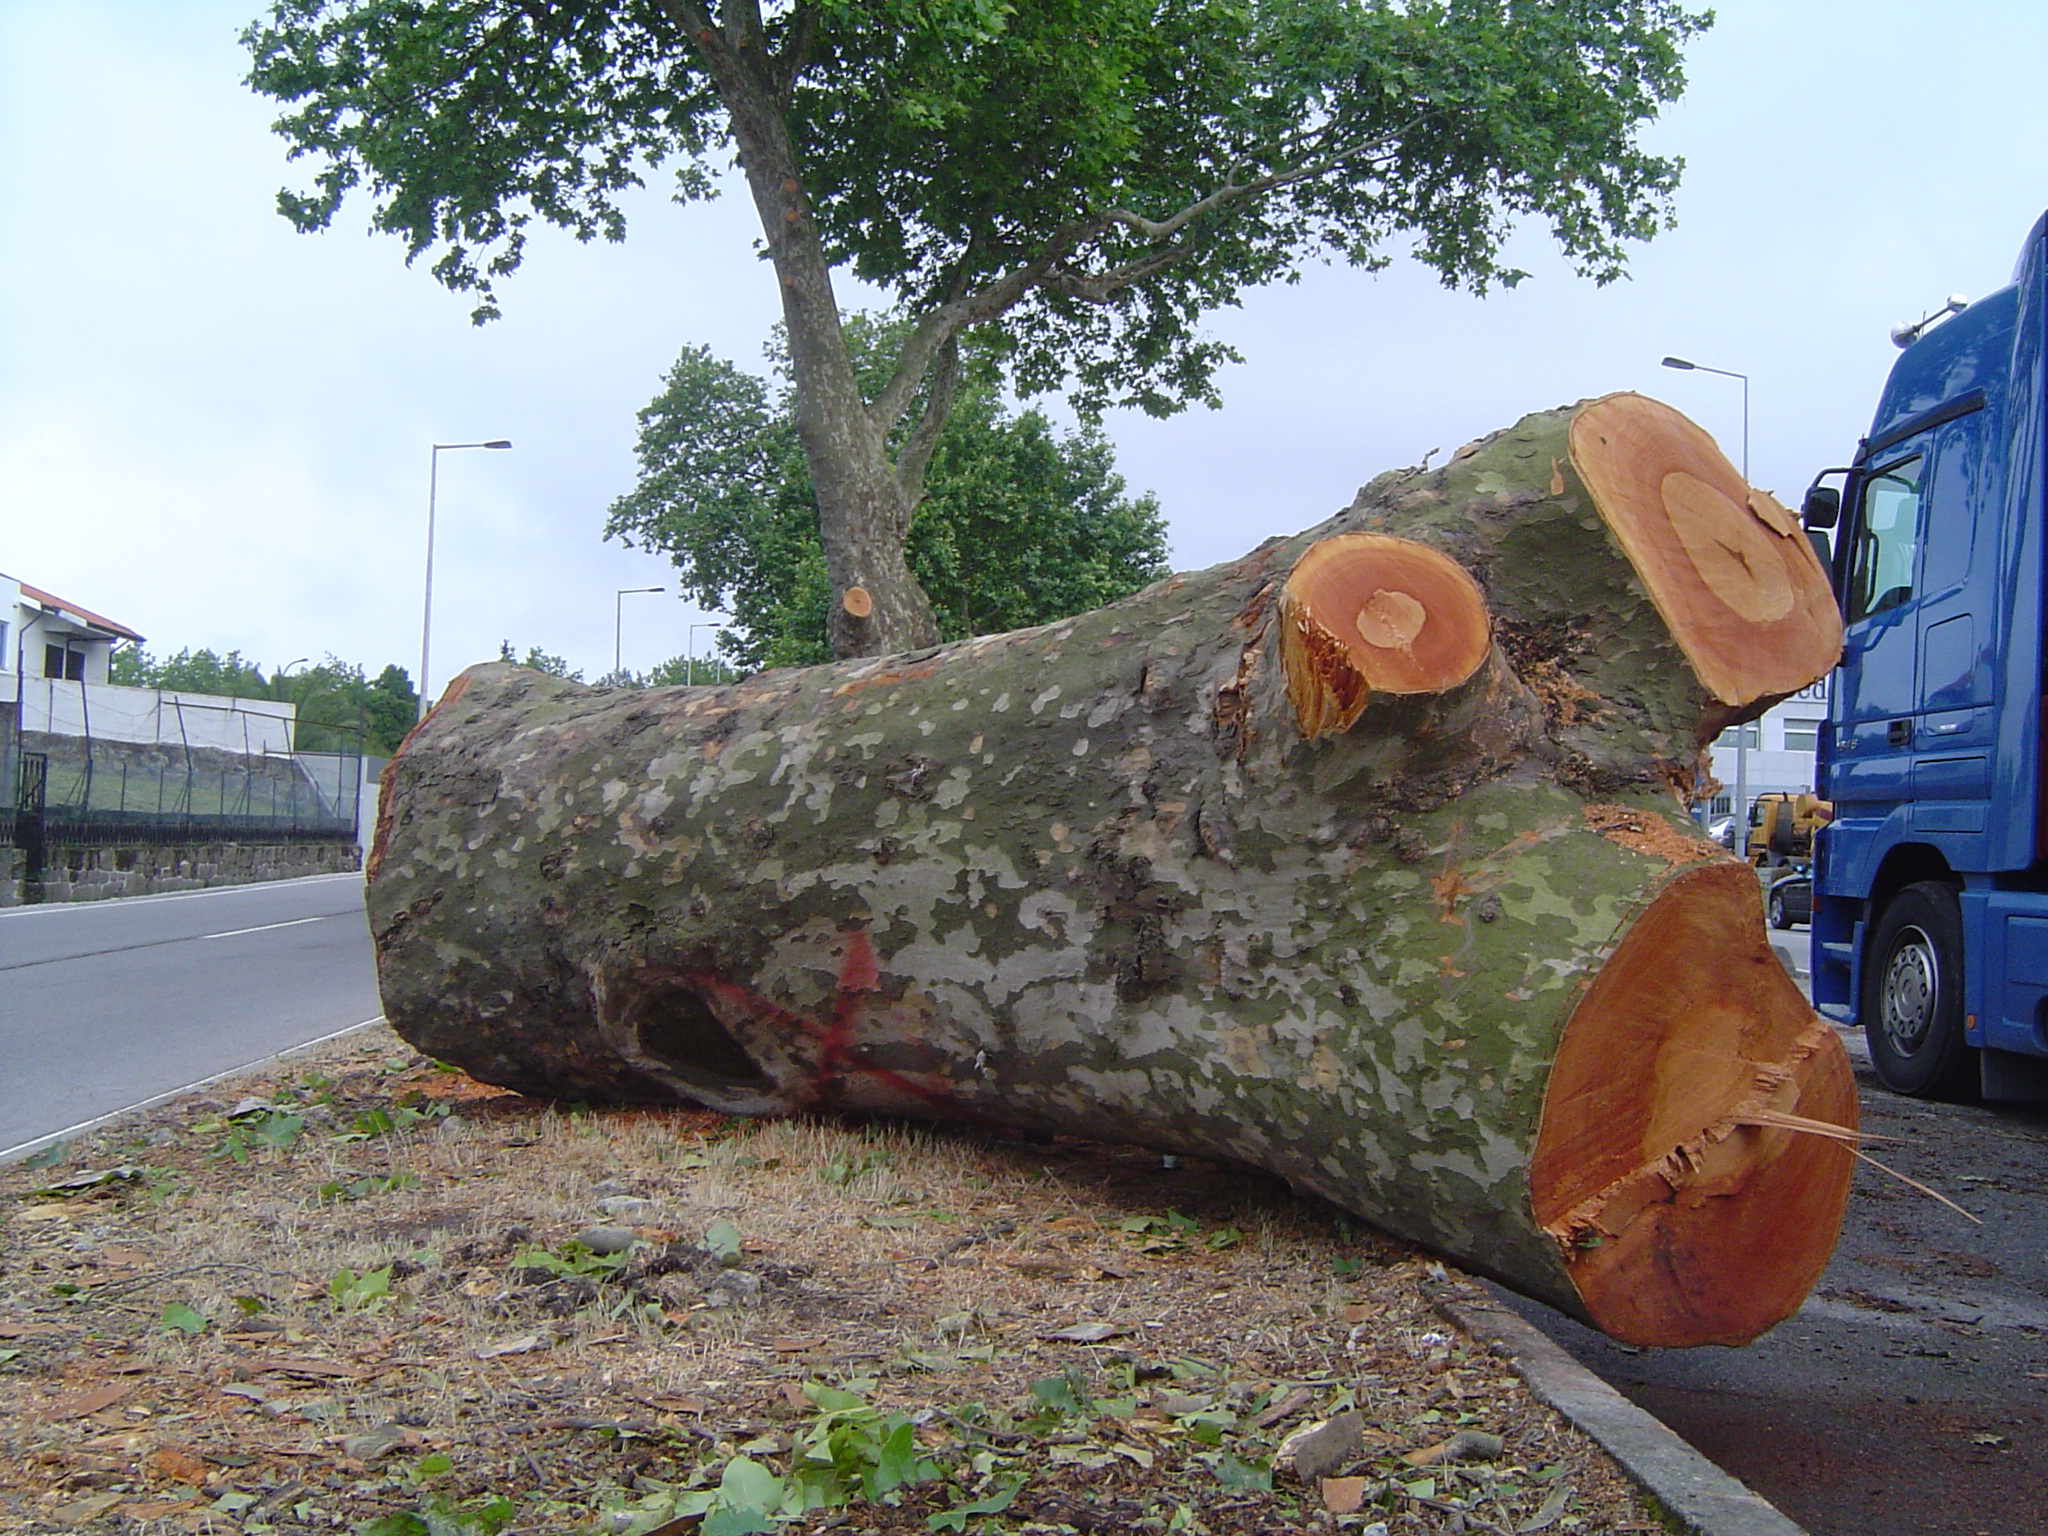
[0,1025,1674,1535]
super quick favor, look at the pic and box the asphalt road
[0,872,382,1158]
[1498,929,2048,1536]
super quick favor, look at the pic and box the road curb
[1439,1297,1809,1536]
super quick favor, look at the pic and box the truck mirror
[1802,484,1841,529]
[1807,529,1833,571]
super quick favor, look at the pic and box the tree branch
[869,221,1097,434]
[771,2,821,102]
[892,335,961,519]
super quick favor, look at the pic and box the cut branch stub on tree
[1567,392,1841,709]
[1280,534,1492,739]
[369,394,1853,1351]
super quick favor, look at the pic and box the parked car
[1768,866,1813,930]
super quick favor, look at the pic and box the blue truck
[1803,210,2048,1101]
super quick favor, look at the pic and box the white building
[3,572,296,754]
[3,570,143,687]
[1705,678,1830,826]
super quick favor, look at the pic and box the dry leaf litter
[0,1026,1676,1535]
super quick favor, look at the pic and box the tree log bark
[368,393,1852,1348]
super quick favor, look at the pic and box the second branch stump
[369,393,1852,1348]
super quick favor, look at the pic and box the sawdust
[1582,803,1729,867]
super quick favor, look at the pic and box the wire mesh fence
[3,687,363,852]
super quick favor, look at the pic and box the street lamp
[419,439,512,719]
[615,587,665,678]
[688,622,726,686]
[1661,355,1752,836]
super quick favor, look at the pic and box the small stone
[1403,1429,1505,1467]
[702,1269,763,1308]
[591,1178,635,1198]
[595,1195,654,1221]
[573,1225,639,1255]
[1277,1410,1365,1482]
[341,1422,415,1461]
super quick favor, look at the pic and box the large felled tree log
[369,393,1852,1348]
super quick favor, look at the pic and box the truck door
[1834,442,1928,811]
[1910,408,1994,831]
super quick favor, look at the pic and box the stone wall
[2,841,361,906]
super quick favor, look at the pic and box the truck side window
[1845,452,1923,622]
[1920,417,1980,595]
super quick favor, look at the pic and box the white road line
[201,916,330,941]
[0,871,363,919]
[0,1016,389,1165]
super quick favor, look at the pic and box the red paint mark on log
[681,938,963,1115]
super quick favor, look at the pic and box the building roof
[9,575,146,644]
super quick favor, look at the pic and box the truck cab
[1807,210,2048,1100]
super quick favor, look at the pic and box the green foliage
[316,1170,420,1203]
[159,1302,208,1335]
[496,642,583,681]
[607,320,1171,669]
[334,1103,445,1141]
[109,645,420,755]
[356,1454,517,1535]
[510,1242,629,1281]
[193,1103,306,1164]
[243,0,1706,414]
[329,1264,393,1312]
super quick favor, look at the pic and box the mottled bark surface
[369,395,1851,1346]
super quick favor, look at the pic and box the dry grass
[0,1026,1672,1535]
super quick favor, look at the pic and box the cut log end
[841,585,874,619]
[1568,393,1842,713]
[1279,534,1492,739]
[1530,861,1856,1347]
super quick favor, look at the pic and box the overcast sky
[3,2,2045,698]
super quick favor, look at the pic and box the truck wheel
[1863,881,1975,1098]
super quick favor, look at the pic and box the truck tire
[1863,881,1975,1099]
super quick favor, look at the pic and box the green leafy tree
[111,646,268,697]
[498,642,583,681]
[245,0,1707,659]
[108,646,421,755]
[608,317,1170,670]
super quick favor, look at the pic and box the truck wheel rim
[1879,926,1940,1055]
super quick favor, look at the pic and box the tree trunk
[699,17,944,661]
[369,393,1852,1348]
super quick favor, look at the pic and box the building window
[1716,722,1760,749]
[44,643,84,682]
[1782,718,1822,752]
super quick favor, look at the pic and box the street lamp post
[615,587,665,679]
[1661,355,1752,839]
[419,439,512,720]
[687,623,725,686]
